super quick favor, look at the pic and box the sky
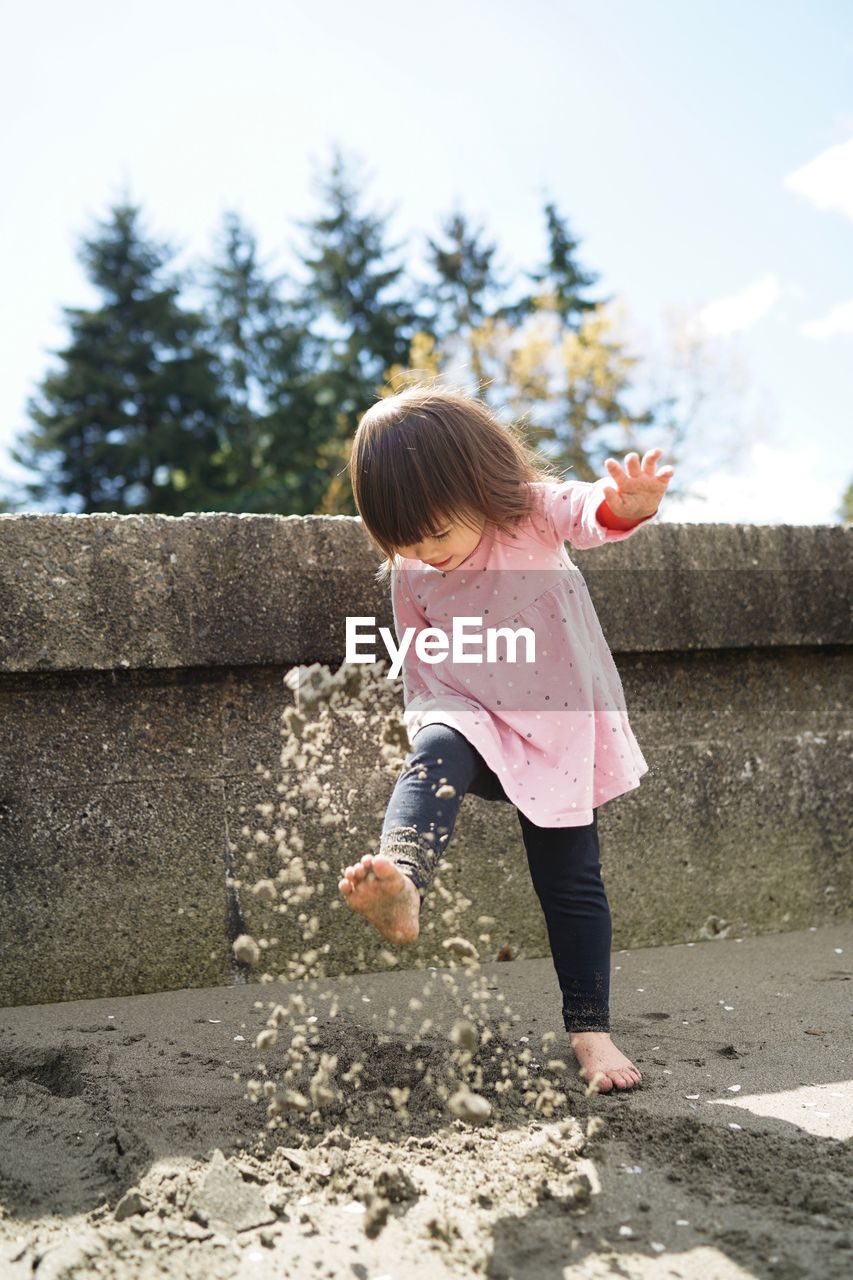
[1,0,851,522]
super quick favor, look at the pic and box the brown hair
[348,379,566,585]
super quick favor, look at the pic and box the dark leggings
[379,722,612,1034]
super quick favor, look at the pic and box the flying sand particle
[232,935,261,966]
[447,1088,492,1125]
[442,937,479,961]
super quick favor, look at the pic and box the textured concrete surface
[0,516,849,670]
[0,514,850,1006]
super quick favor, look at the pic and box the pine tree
[421,207,512,393]
[500,199,610,329]
[197,209,328,514]
[422,208,511,337]
[10,199,226,514]
[289,145,423,513]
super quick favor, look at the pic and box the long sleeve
[390,560,433,716]
[595,497,649,530]
[539,476,659,550]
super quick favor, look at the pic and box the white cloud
[800,297,853,340]
[784,135,853,220]
[658,440,843,524]
[687,274,783,337]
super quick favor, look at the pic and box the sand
[2,932,852,1279]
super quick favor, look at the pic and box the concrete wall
[0,513,850,1007]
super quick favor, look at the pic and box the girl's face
[396,510,486,570]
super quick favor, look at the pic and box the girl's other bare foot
[569,1031,642,1093]
[337,854,421,945]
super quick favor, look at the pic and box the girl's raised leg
[338,722,485,943]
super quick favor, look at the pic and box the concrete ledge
[0,515,849,671]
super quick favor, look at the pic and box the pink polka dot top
[390,476,660,826]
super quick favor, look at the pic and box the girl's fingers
[604,457,625,482]
[657,466,675,482]
[641,448,662,473]
[624,452,642,477]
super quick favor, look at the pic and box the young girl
[338,384,673,1093]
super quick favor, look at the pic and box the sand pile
[0,1120,608,1280]
[0,1014,613,1279]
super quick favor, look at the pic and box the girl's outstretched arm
[540,449,674,551]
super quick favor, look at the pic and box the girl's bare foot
[569,1031,642,1093]
[337,854,421,944]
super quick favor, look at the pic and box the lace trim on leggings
[378,823,443,904]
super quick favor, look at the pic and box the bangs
[353,414,478,555]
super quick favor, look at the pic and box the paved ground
[1,922,851,1278]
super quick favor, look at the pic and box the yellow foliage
[380,331,442,397]
[508,311,558,404]
[559,305,635,401]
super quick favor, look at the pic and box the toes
[370,855,402,880]
[582,1068,613,1093]
[577,1053,641,1093]
[338,877,352,895]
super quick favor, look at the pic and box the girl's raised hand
[601,449,674,521]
